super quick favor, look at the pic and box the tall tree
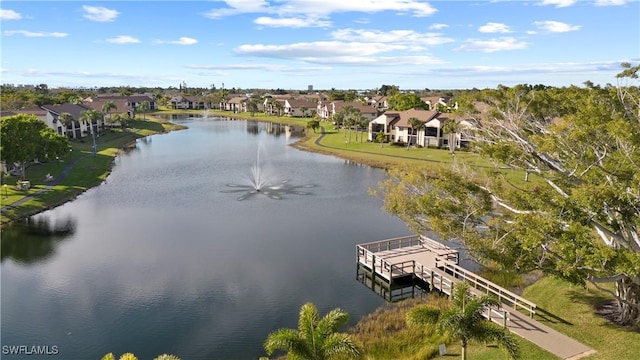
[442,119,462,154]
[407,117,424,147]
[101,100,117,128]
[376,64,640,326]
[263,302,361,360]
[388,93,428,111]
[0,114,68,179]
[135,101,150,120]
[407,283,519,360]
[57,112,75,137]
[80,110,103,156]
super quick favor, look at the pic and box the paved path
[363,242,596,359]
[0,155,90,214]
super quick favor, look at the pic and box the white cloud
[171,37,198,45]
[1,9,22,20]
[82,5,120,22]
[429,23,449,30]
[534,20,581,32]
[204,0,271,18]
[187,63,331,72]
[455,37,528,53]
[331,28,453,46]
[595,0,627,5]
[538,0,576,7]
[106,35,140,44]
[254,16,332,28]
[233,41,444,66]
[478,22,511,33]
[3,30,68,37]
[204,0,437,19]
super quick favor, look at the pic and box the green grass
[350,276,639,360]
[1,121,182,224]
[523,277,640,360]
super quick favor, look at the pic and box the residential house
[284,99,317,117]
[221,95,248,112]
[421,96,457,111]
[368,108,476,148]
[317,101,379,121]
[83,97,132,126]
[169,95,209,110]
[366,95,389,112]
[40,103,96,139]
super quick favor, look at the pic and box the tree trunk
[461,339,467,360]
[616,275,640,326]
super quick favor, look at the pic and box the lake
[1,117,412,360]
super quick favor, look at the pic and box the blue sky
[1,0,638,90]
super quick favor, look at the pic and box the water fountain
[222,149,316,200]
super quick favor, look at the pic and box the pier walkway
[356,235,595,360]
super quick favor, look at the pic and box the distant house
[368,108,477,148]
[317,101,379,121]
[366,95,389,111]
[284,99,317,117]
[421,96,457,111]
[83,97,132,122]
[221,96,248,112]
[40,103,95,139]
[169,95,209,110]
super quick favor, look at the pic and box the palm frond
[322,333,363,360]
[264,328,310,358]
[317,308,350,337]
[298,302,320,351]
[474,321,520,359]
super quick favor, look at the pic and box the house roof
[83,98,131,113]
[13,107,48,117]
[385,108,441,128]
[41,103,92,121]
[285,99,317,108]
[330,101,378,115]
[228,96,248,104]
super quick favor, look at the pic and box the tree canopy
[0,114,69,179]
[387,93,428,111]
[376,64,640,326]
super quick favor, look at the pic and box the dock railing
[437,259,537,318]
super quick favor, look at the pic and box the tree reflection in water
[1,215,76,264]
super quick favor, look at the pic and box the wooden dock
[356,235,594,359]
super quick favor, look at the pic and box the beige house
[369,108,477,148]
[317,101,379,121]
[284,99,317,117]
[40,103,98,139]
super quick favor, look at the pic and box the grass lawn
[0,118,184,224]
[349,276,639,360]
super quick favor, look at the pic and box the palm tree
[274,100,284,117]
[135,101,150,120]
[407,117,424,148]
[57,112,75,138]
[442,119,462,154]
[102,101,117,128]
[407,283,519,360]
[80,109,103,156]
[264,302,361,360]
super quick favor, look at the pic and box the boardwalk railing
[357,235,537,320]
[436,260,537,318]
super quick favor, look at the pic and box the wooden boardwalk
[356,235,595,360]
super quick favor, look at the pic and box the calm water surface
[1,118,412,360]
